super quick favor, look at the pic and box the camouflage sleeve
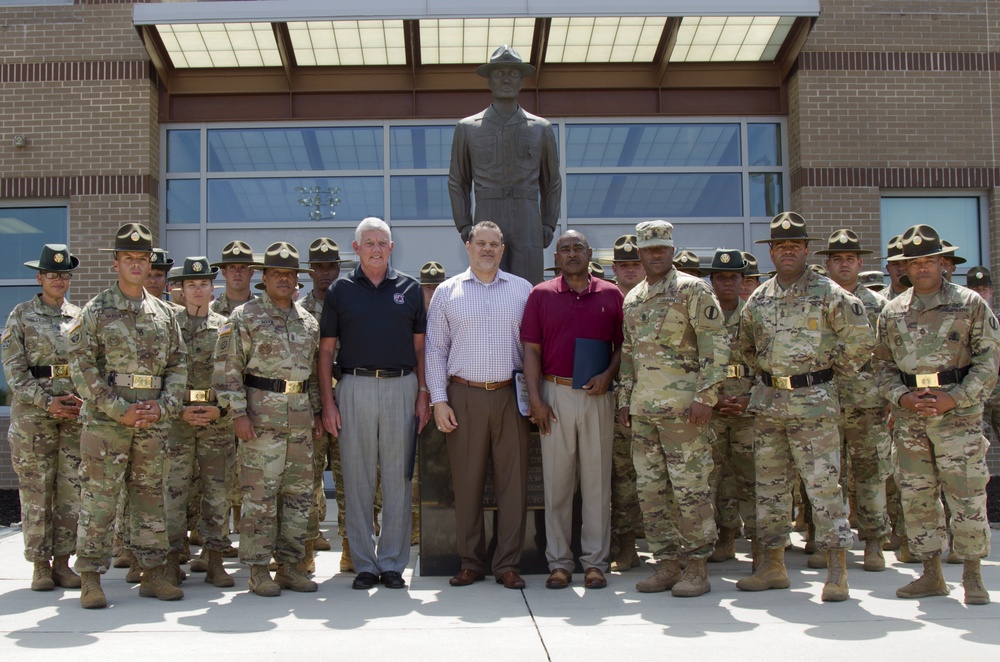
[2,307,51,411]
[308,322,321,414]
[873,309,908,406]
[829,290,876,376]
[737,302,759,372]
[616,302,635,411]
[949,298,1000,409]
[68,306,131,421]
[157,314,188,419]
[690,284,728,407]
[212,315,248,417]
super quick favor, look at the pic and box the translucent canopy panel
[287,20,406,66]
[545,17,667,63]
[157,23,281,68]
[419,18,535,65]
[670,16,796,62]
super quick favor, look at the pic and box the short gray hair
[468,220,504,244]
[355,217,391,244]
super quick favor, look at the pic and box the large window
[0,205,69,407]
[881,195,987,272]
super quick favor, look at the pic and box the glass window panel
[390,176,451,220]
[390,127,454,169]
[207,128,383,172]
[167,130,200,173]
[166,180,200,224]
[0,207,68,279]
[881,197,981,264]
[748,124,781,166]
[0,285,46,406]
[566,124,740,167]
[749,173,783,217]
[207,177,384,224]
[567,174,741,218]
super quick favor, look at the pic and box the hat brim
[476,61,536,78]
[168,266,220,282]
[99,247,155,253]
[702,266,748,274]
[754,236,822,244]
[211,258,261,267]
[886,245,957,262]
[254,281,306,291]
[813,248,874,256]
[24,255,81,272]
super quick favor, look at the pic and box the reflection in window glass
[390,176,451,220]
[881,197,981,265]
[207,128,383,172]
[0,285,46,405]
[566,124,740,167]
[167,130,200,173]
[748,124,781,166]
[0,207,68,279]
[166,180,200,224]
[749,173,783,217]
[567,174,741,218]
[390,127,453,169]
[207,177,384,223]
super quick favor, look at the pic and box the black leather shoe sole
[352,572,378,590]
[379,571,407,589]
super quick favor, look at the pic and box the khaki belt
[29,364,70,379]
[186,389,216,403]
[107,372,162,390]
[244,374,307,394]
[543,374,574,387]
[900,366,970,389]
[450,376,513,391]
[726,364,750,379]
[761,367,833,390]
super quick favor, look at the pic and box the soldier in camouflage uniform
[68,223,188,609]
[2,244,83,592]
[213,242,321,597]
[739,252,764,302]
[818,230,892,572]
[966,268,1000,447]
[703,249,757,565]
[874,224,999,605]
[735,213,874,603]
[609,234,645,572]
[672,249,702,277]
[618,221,728,598]
[164,257,236,588]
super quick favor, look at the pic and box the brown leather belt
[450,376,513,391]
[543,374,574,387]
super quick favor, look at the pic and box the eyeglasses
[41,272,73,280]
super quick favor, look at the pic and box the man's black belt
[900,366,971,389]
[475,186,537,200]
[243,374,308,394]
[341,367,413,379]
[29,364,70,378]
[761,367,834,390]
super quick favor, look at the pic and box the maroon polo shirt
[520,275,624,378]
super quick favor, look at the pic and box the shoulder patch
[218,323,231,336]
[67,318,83,345]
[990,316,998,331]
[1,327,10,350]
[704,305,719,320]
[851,302,864,317]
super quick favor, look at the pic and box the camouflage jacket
[68,284,187,424]
[213,291,320,430]
[835,283,888,410]
[738,268,874,419]
[618,268,729,416]
[718,300,753,416]
[176,308,227,394]
[874,280,1000,417]
[2,294,81,413]
[210,292,255,317]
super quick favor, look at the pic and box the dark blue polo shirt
[321,265,426,370]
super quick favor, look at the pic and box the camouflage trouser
[893,409,990,561]
[75,422,170,573]
[167,419,235,552]
[631,415,717,560]
[8,408,81,561]
[709,415,756,537]
[308,430,342,540]
[754,414,852,551]
[228,439,242,523]
[611,421,643,539]
[839,407,891,540]
[238,426,313,566]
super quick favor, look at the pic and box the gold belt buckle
[189,389,212,403]
[915,373,940,388]
[284,381,305,394]
[51,364,70,378]
[484,381,498,391]
[131,374,154,390]
[772,375,793,390]
[726,365,743,379]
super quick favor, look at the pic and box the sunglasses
[41,272,73,280]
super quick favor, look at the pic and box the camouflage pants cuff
[74,557,108,574]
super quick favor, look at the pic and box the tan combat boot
[750,540,763,573]
[340,537,354,573]
[963,559,989,605]
[204,550,235,588]
[672,557,711,597]
[179,538,191,565]
[296,539,315,576]
[898,537,919,564]
[31,560,55,591]
[113,548,133,569]
[249,564,281,597]
[80,572,107,609]
[863,538,885,572]
[189,547,209,573]
[165,550,186,586]
[896,555,949,599]
[803,522,818,555]
[125,553,143,583]
[821,549,849,602]
[736,546,790,591]
[275,564,319,592]
[635,559,682,593]
[52,555,82,589]
[139,564,185,601]
[314,532,332,552]
[807,548,828,569]
[611,532,641,572]
[188,530,204,547]
[708,528,736,563]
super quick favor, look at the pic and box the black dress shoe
[379,571,407,589]
[352,572,378,590]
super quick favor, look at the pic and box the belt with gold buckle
[29,364,70,379]
[900,366,970,389]
[107,372,163,390]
